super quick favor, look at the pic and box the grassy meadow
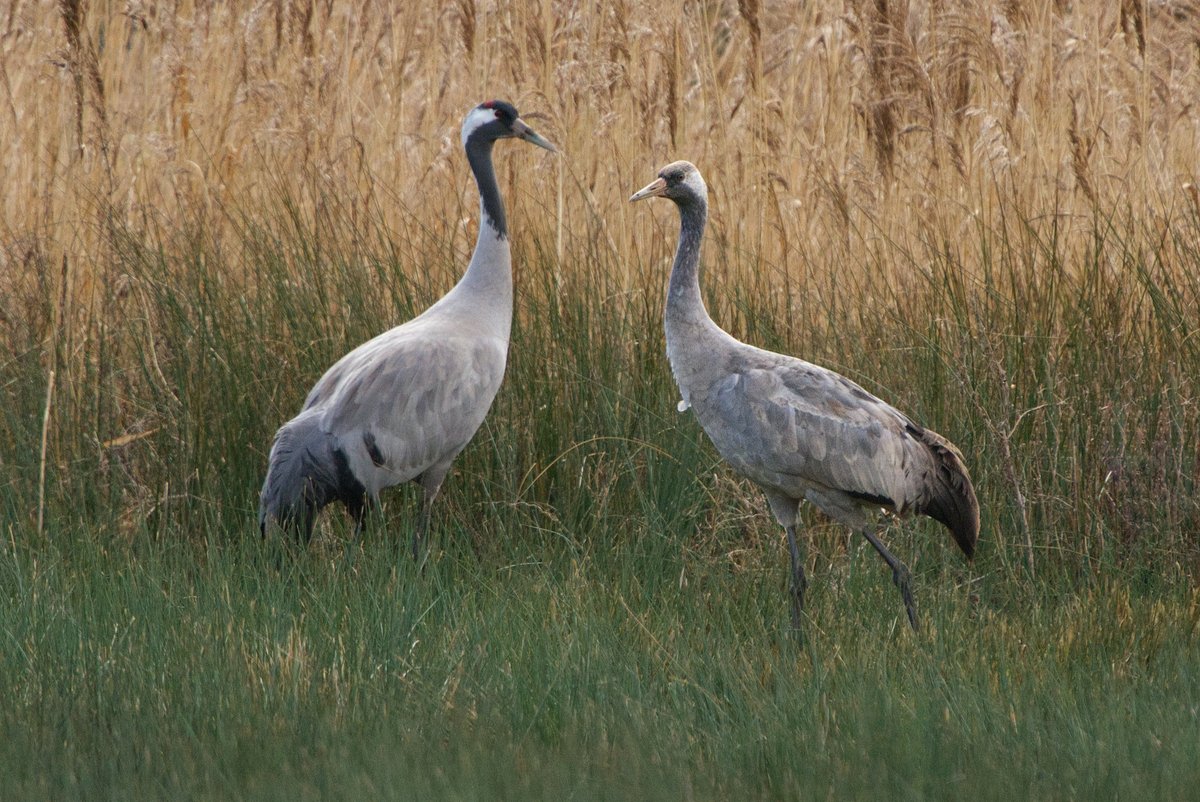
[3,0,1200,797]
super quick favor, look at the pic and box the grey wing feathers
[259,328,506,537]
[708,362,907,495]
[306,332,507,490]
[706,356,978,557]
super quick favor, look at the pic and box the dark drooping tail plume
[910,424,980,559]
[258,409,366,541]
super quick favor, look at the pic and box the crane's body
[259,101,554,558]
[632,161,978,630]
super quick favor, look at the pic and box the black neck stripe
[465,133,507,239]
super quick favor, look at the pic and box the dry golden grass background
[5,0,1199,315]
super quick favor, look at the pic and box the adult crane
[630,161,978,630]
[259,100,555,561]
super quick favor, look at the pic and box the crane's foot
[788,574,808,630]
[861,527,919,633]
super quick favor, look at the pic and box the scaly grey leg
[413,468,449,566]
[785,525,808,630]
[412,484,439,566]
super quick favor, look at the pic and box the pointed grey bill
[629,176,667,202]
[512,119,557,152]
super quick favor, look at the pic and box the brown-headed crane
[630,161,978,630]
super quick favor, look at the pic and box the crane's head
[629,160,707,206]
[461,100,557,152]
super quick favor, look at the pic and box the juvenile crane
[259,100,555,560]
[630,161,978,630]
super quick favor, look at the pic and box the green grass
[3,532,1198,799]
[2,192,1200,798]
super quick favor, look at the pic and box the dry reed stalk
[1120,0,1146,57]
[737,0,762,90]
[36,367,54,539]
[845,1,898,182]
[932,0,975,177]
[992,357,1035,580]
[58,0,112,184]
[1068,92,1097,205]
[457,0,476,58]
[57,0,85,161]
[36,253,70,540]
[667,24,680,150]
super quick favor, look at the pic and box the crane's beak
[629,177,667,202]
[513,119,557,152]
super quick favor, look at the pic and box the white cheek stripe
[461,106,499,147]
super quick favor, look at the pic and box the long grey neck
[448,136,512,315]
[663,196,727,401]
[665,199,713,331]
[422,135,512,342]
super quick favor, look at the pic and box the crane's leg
[861,528,918,631]
[785,525,808,630]
[413,468,448,566]
[349,495,368,540]
[413,491,432,564]
[339,494,372,569]
[765,492,805,631]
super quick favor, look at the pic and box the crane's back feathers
[258,328,507,536]
[685,338,980,558]
[304,330,507,494]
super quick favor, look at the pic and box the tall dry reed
[5,1,1197,307]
